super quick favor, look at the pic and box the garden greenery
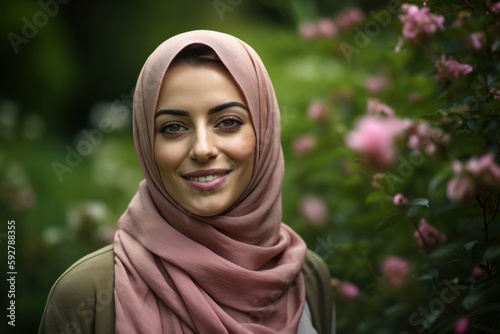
[289,1,500,332]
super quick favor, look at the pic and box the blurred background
[1,0,499,333]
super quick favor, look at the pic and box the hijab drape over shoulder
[114,30,307,333]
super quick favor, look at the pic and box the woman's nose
[188,129,219,162]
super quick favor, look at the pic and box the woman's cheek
[228,135,255,161]
[155,142,186,171]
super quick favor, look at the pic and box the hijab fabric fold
[114,30,307,333]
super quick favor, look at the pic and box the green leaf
[463,241,478,255]
[463,292,483,310]
[483,245,500,261]
[428,170,451,195]
[468,302,500,317]
[365,191,385,204]
[408,198,430,208]
[372,212,406,234]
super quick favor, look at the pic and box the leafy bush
[283,1,500,332]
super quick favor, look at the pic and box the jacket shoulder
[303,249,333,334]
[38,244,115,334]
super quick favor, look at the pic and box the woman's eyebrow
[155,109,189,118]
[155,101,248,119]
[208,101,249,115]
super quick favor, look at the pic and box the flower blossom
[493,89,500,101]
[491,2,500,14]
[447,154,500,202]
[299,19,338,40]
[365,75,390,94]
[413,218,446,249]
[435,55,473,83]
[307,100,329,121]
[404,119,450,157]
[345,115,403,168]
[367,98,395,117]
[292,135,316,156]
[465,153,500,182]
[399,4,444,41]
[472,266,484,278]
[446,175,475,203]
[337,281,359,300]
[393,193,408,206]
[299,22,318,40]
[454,316,470,334]
[334,8,365,30]
[299,195,329,225]
[316,18,337,37]
[380,255,411,289]
[468,32,485,51]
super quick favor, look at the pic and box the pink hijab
[114,30,307,333]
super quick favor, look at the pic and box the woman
[39,30,334,334]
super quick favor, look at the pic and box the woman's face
[154,62,256,216]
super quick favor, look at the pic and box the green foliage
[279,0,500,332]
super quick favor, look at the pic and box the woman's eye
[216,116,243,129]
[160,122,187,134]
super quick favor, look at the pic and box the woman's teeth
[186,174,224,182]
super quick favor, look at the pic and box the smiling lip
[182,169,231,191]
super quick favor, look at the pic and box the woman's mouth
[182,170,231,191]
[185,174,226,182]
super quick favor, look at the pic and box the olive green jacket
[39,245,333,334]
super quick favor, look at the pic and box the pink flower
[299,195,328,225]
[399,4,444,41]
[435,55,473,83]
[317,18,337,37]
[367,98,395,117]
[493,89,500,101]
[472,266,484,278]
[345,115,403,168]
[404,120,450,157]
[299,22,318,40]
[365,75,390,94]
[446,175,475,203]
[413,218,446,249]
[468,32,485,50]
[491,2,500,14]
[393,193,408,206]
[380,255,411,288]
[334,8,365,30]
[465,153,500,182]
[453,160,464,174]
[454,316,470,334]
[338,281,359,300]
[307,100,328,121]
[292,135,316,156]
